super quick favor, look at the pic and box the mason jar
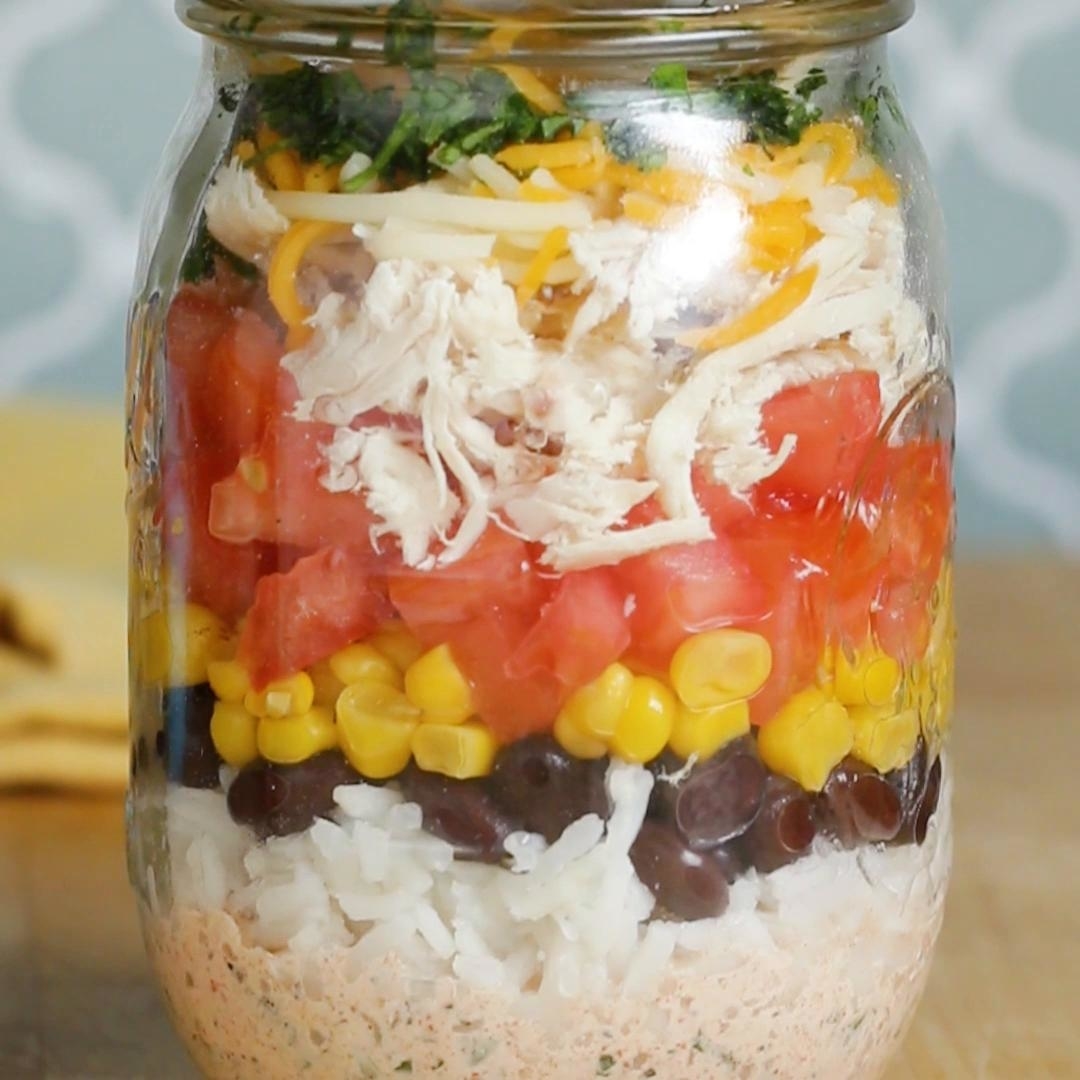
[126,0,955,1075]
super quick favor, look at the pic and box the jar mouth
[178,0,914,63]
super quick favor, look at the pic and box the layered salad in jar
[132,18,955,1079]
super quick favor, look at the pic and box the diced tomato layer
[387,526,549,640]
[759,371,883,506]
[209,416,376,551]
[238,547,385,688]
[506,569,630,690]
[162,289,954,736]
[616,538,771,673]
[447,609,568,743]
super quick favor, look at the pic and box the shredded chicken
[204,159,289,262]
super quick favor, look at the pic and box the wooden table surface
[1,558,1077,1079]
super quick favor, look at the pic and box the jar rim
[178,0,914,63]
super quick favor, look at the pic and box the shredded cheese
[747,199,815,273]
[303,162,342,194]
[605,162,706,205]
[468,154,520,198]
[496,140,595,173]
[515,227,570,303]
[269,188,592,233]
[621,191,670,229]
[519,179,569,203]
[257,125,303,192]
[773,123,859,185]
[363,220,496,263]
[850,167,901,207]
[499,253,581,287]
[679,265,820,353]
[493,63,565,114]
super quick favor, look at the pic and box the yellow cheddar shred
[256,125,303,192]
[679,264,819,352]
[302,161,342,193]
[518,178,569,203]
[621,190,670,228]
[496,139,595,173]
[268,219,343,341]
[747,198,815,273]
[515,226,570,304]
[850,166,901,207]
[493,63,565,114]
[605,162,706,205]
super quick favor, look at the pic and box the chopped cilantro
[648,62,690,96]
[597,1054,616,1076]
[385,0,436,69]
[603,117,666,171]
[710,69,823,146]
[854,76,906,157]
[795,67,828,100]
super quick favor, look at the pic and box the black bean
[741,776,816,873]
[162,684,221,789]
[888,739,934,845]
[488,736,609,843]
[399,766,520,863]
[675,739,766,850]
[227,752,362,837]
[630,822,730,921]
[818,758,903,846]
[912,755,943,845]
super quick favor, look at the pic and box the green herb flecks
[711,68,824,147]
[385,0,436,69]
[394,1061,413,1074]
[648,62,690,96]
[180,217,256,285]
[597,1053,616,1075]
[855,76,906,158]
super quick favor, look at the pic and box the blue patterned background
[1,0,1077,550]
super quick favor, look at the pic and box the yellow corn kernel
[329,643,403,690]
[257,707,338,766]
[404,644,474,724]
[669,700,751,762]
[558,662,635,740]
[678,265,819,353]
[757,687,854,793]
[234,140,257,164]
[492,63,565,114]
[496,139,595,173]
[141,604,230,687]
[336,681,421,779]
[610,676,678,765]
[256,125,303,191]
[209,701,259,768]
[206,659,251,703]
[268,219,343,334]
[670,630,773,710]
[553,711,608,759]
[833,648,901,708]
[245,672,316,720]
[850,705,920,774]
[369,623,424,673]
[412,721,498,780]
[515,225,570,304]
[309,659,346,708]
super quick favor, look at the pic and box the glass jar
[126,1,955,1076]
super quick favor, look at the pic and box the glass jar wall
[127,1,955,1076]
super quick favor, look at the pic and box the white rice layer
[144,762,951,1078]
